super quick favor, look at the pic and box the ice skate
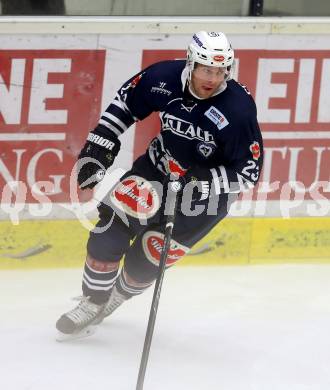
[56,324,98,342]
[56,296,105,341]
[94,286,128,325]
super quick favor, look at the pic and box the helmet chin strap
[181,65,228,100]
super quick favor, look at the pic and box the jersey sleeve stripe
[210,167,221,195]
[219,165,230,193]
[236,174,255,191]
[106,103,135,126]
[114,93,139,121]
[102,112,128,133]
[113,97,130,114]
[98,119,122,137]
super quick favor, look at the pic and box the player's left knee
[123,230,190,284]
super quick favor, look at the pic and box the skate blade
[56,325,98,342]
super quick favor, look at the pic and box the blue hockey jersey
[97,60,263,195]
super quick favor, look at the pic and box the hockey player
[56,31,263,339]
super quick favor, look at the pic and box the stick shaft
[136,181,179,390]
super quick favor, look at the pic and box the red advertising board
[0,50,105,203]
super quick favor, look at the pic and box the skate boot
[94,286,128,324]
[56,296,105,341]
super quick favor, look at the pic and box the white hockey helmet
[187,31,234,71]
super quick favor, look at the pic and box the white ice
[1,265,330,390]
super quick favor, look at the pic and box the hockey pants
[83,154,234,303]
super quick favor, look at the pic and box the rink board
[0,217,329,269]
[0,18,330,269]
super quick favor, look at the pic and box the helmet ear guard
[224,65,232,80]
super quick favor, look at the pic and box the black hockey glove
[77,126,121,189]
[179,166,212,202]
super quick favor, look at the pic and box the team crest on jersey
[197,142,215,158]
[110,175,160,219]
[142,231,189,266]
[204,106,229,131]
[250,141,261,160]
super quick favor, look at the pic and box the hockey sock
[115,268,153,299]
[82,256,119,304]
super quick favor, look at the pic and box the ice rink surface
[1,265,330,390]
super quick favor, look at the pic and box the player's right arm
[77,66,158,189]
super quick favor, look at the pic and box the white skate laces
[56,296,105,334]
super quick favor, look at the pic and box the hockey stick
[136,177,182,390]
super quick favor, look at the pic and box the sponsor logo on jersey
[204,106,229,130]
[142,230,189,266]
[161,112,215,143]
[250,141,261,160]
[197,142,215,158]
[151,81,172,96]
[110,176,160,219]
